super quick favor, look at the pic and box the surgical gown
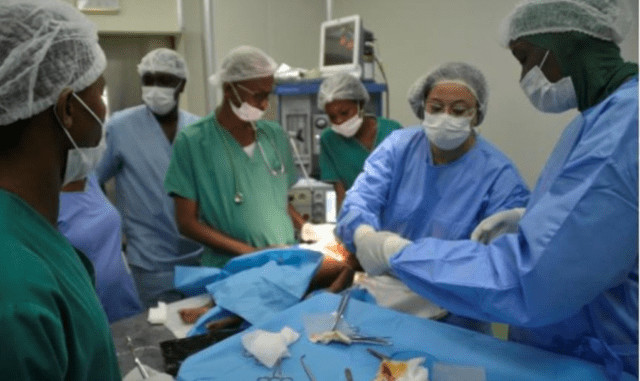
[0,189,120,380]
[58,174,142,322]
[337,127,530,253]
[96,105,203,272]
[390,78,638,377]
[319,116,402,189]
[164,113,298,268]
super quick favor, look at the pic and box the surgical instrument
[257,358,293,381]
[126,336,149,379]
[345,367,354,381]
[331,292,351,331]
[367,347,391,361]
[300,354,317,381]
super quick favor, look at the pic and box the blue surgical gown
[96,105,202,271]
[59,174,142,322]
[336,127,530,253]
[390,78,639,377]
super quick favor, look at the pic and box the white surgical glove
[471,207,525,244]
[300,222,319,242]
[353,225,411,276]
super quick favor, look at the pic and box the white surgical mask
[331,108,363,138]
[422,112,474,150]
[142,86,178,115]
[230,84,265,122]
[520,50,577,113]
[57,93,106,186]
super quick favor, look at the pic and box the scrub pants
[130,266,185,308]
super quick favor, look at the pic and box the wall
[332,0,639,187]
[70,0,638,186]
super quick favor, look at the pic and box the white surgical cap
[209,45,277,85]
[137,48,189,79]
[0,0,106,126]
[499,0,633,47]
[317,72,370,110]
[407,62,489,124]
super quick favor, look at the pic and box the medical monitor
[319,15,363,77]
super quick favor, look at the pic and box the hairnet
[209,45,277,85]
[407,62,489,124]
[137,48,189,79]
[317,72,370,110]
[0,0,106,126]
[499,0,633,47]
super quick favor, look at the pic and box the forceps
[126,336,148,379]
[256,358,293,381]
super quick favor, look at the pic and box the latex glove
[471,207,525,244]
[241,326,300,368]
[300,222,319,242]
[353,225,411,276]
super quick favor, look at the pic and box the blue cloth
[336,129,530,254]
[390,78,639,378]
[176,293,633,381]
[96,105,202,272]
[174,266,223,297]
[58,174,142,322]
[182,248,323,336]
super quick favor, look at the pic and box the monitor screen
[319,15,362,76]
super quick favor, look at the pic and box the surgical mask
[230,84,265,122]
[422,112,473,150]
[56,93,106,186]
[520,50,577,113]
[142,85,178,115]
[331,108,363,138]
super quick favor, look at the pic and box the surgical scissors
[256,358,293,381]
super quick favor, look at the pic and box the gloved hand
[353,225,411,276]
[300,222,319,242]
[470,207,525,244]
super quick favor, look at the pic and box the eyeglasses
[424,101,476,118]
[235,83,272,104]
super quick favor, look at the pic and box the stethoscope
[217,120,286,204]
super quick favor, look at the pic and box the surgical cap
[0,0,106,126]
[209,45,278,84]
[500,0,633,47]
[137,48,189,79]
[317,72,370,110]
[407,62,489,124]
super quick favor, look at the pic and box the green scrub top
[0,190,120,380]
[319,116,402,189]
[165,113,298,268]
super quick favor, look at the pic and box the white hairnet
[209,45,277,85]
[0,0,106,126]
[499,0,633,47]
[137,48,189,79]
[407,62,489,124]
[317,72,370,110]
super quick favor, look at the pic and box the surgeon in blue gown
[350,0,638,378]
[336,62,530,333]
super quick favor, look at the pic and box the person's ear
[54,87,74,129]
